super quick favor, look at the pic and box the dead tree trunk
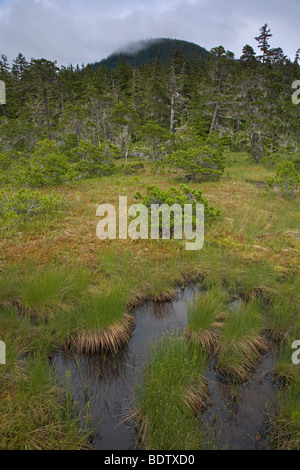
[209,74,222,135]
[170,68,177,134]
[43,87,51,140]
[250,132,264,163]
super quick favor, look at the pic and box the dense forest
[0,25,299,178]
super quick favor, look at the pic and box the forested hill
[91,38,209,70]
[0,24,299,170]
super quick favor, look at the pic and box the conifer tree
[255,24,272,64]
[240,45,257,64]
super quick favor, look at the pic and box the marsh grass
[134,332,209,450]
[99,248,133,280]
[239,262,279,297]
[185,285,229,353]
[232,205,275,241]
[0,353,91,450]
[274,342,299,385]
[19,267,90,320]
[217,299,269,382]
[68,286,134,353]
[137,257,181,301]
[0,268,19,307]
[264,296,297,342]
[20,269,70,319]
[270,376,300,450]
[0,263,90,322]
[0,153,299,449]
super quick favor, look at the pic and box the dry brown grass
[149,290,178,302]
[217,334,270,382]
[184,322,224,354]
[129,409,149,450]
[185,379,210,414]
[68,312,135,354]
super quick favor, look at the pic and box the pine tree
[268,47,286,65]
[255,24,272,64]
[12,53,28,80]
[24,59,59,140]
[240,45,257,64]
[0,54,10,77]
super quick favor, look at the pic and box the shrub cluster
[0,188,63,230]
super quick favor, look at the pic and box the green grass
[270,376,300,450]
[0,263,90,321]
[135,332,209,450]
[0,153,299,449]
[186,284,229,351]
[0,352,91,450]
[217,298,269,382]
[274,341,300,385]
[265,296,297,342]
[70,287,129,331]
[68,285,134,353]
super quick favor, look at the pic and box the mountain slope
[91,38,209,70]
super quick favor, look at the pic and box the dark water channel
[53,285,275,450]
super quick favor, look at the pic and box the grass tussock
[217,299,269,382]
[134,332,209,450]
[265,296,297,343]
[274,341,300,385]
[69,312,134,354]
[185,285,229,353]
[270,376,300,450]
[68,287,134,353]
[0,349,90,450]
[0,264,90,322]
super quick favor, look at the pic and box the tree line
[0,24,299,165]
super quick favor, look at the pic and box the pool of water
[53,285,276,450]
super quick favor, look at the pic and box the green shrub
[166,144,225,180]
[72,140,118,178]
[135,184,220,234]
[261,153,300,171]
[267,161,300,197]
[121,161,145,175]
[25,140,70,188]
[0,152,13,171]
[151,160,166,175]
[0,188,63,230]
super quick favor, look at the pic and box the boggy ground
[0,153,299,449]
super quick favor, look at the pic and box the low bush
[0,188,63,230]
[267,161,300,197]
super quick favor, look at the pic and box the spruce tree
[255,24,272,64]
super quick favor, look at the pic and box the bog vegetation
[0,26,299,450]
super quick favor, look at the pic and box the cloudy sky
[0,0,299,66]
